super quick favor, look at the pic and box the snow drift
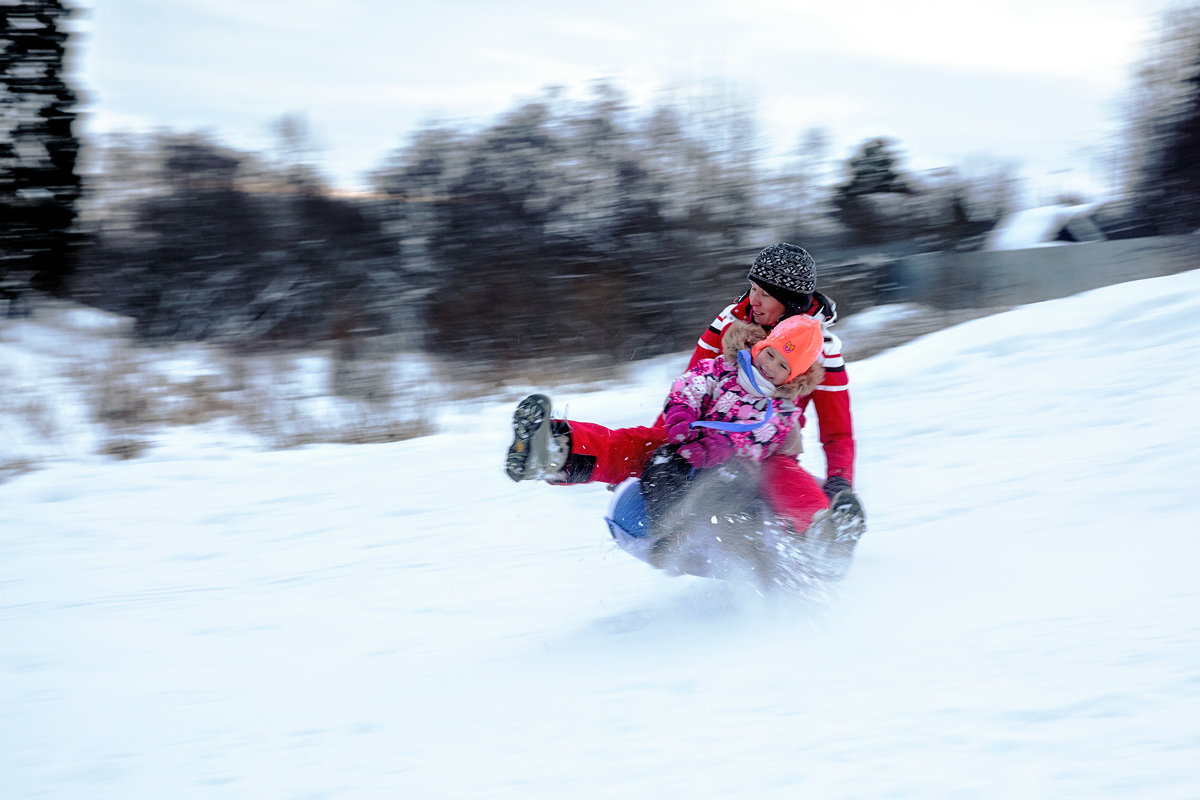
[3,270,1200,799]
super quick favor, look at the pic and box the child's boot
[505,394,569,482]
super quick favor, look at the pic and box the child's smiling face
[753,345,792,386]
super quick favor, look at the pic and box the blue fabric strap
[689,350,773,433]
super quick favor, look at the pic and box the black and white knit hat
[747,242,816,302]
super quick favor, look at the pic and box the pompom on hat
[747,242,817,307]
[751,314,824,382]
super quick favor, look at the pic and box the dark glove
[640,446,694,525]
[677,432,735,469]
[822,475,852,500]
[663,406,700,444]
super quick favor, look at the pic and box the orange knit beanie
[751,315,824,382]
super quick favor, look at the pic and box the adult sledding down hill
[505,243,867,586]
[610,315,865,587]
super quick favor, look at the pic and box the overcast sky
[72,0,1176,204]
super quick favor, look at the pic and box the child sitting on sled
[637,314,825,529]
[508,314,862,583]
[660,313,825,469]
[508,314,827,519]
[627,313,851,582]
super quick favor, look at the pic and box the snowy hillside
[3,270,1200,799]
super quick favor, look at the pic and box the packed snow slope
[3,270,1200,799]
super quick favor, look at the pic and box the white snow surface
[4,271,1200,799]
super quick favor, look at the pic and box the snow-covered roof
[983,202,1103,251]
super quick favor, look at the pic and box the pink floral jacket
[663,353,802,462]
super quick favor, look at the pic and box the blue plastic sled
[603,477,656,564]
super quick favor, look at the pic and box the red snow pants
[760,454,831,534]
[567,421,667,485]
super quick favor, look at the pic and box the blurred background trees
[1124,3,1200,235]
[832,138,913,246]
[5,1,1200,365]
[371,87,761,362]
[75,132,409,348]
[1,0,80,311]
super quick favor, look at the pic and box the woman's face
[747,282,786,326]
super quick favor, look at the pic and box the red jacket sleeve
[808,329,855,484]
[685,301,744,371]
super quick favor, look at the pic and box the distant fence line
[880,234,1200,311]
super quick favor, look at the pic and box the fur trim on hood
[723,319,768,357]
[723,320,825,401]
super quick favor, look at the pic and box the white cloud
[746,0,1164,82]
